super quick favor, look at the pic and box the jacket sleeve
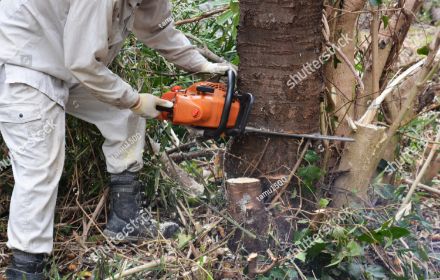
[63,0,139,109]
[133,0,208,72]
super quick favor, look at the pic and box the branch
[358,58,426,124]
[148,137,204,197]
[403,179,440,196]
[103,257,177,280]
[175,6,229,26]
[396,129,440,221]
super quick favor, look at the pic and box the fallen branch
[103,256,177,280]
[396,129,440,221]
[82,188,109,240]
[166,141,198,154]
[403,179,440,196]
[169,149,220,163]
[148,137,204,197]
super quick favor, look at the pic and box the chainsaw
[157,70,354,142]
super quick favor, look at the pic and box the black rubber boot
[103,171,179,242]
[5,250,46,280]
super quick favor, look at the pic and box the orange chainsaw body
[158,82,241,129]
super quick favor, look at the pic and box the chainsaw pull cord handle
[204,69,235,138]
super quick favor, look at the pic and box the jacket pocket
[0,103,42,124]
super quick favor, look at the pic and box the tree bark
[225,0,323,179]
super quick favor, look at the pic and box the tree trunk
[225,0,323,179]
[223,0,324,256]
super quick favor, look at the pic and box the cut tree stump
[226,178,268,253]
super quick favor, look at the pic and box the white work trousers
[0,66,146,254]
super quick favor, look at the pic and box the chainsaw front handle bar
[203,69,236,138]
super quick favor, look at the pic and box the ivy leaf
[298,165,322,187]
[346,240,364,257]
[307,242,327,259]
[417,45,430,56]
[305,150,320,164]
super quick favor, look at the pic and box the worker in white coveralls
[0,0,232,278]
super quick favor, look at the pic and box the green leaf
[319,198,330,208]
[381,15,389,28]
[386,226,411,239]
[307,242,327,259]
[332,225,346,239]
[305,150,320,164]
[295,251,307,262]
[346,240,363,257]
[347,263,363,278]
[416,245,430,261]
[417,45,430,56]
[216,10,234,25]
[298,165,322,187]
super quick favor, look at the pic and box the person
[0,0,232,279]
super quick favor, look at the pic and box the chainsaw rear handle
[203,69,235,138]
[156,105,173,113]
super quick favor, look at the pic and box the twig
[403,179,440,196]
[371,5,380,102]
[83,188,109,239]
[200,200,258,239]
[175,6,229,26]
[169,149,220,163]
[166,141,198,154]
[269,141,311,208]
[103,256,177,280]
[245,138,270,177]
[396,129,440,221]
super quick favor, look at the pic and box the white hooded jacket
[0,0,207,108]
